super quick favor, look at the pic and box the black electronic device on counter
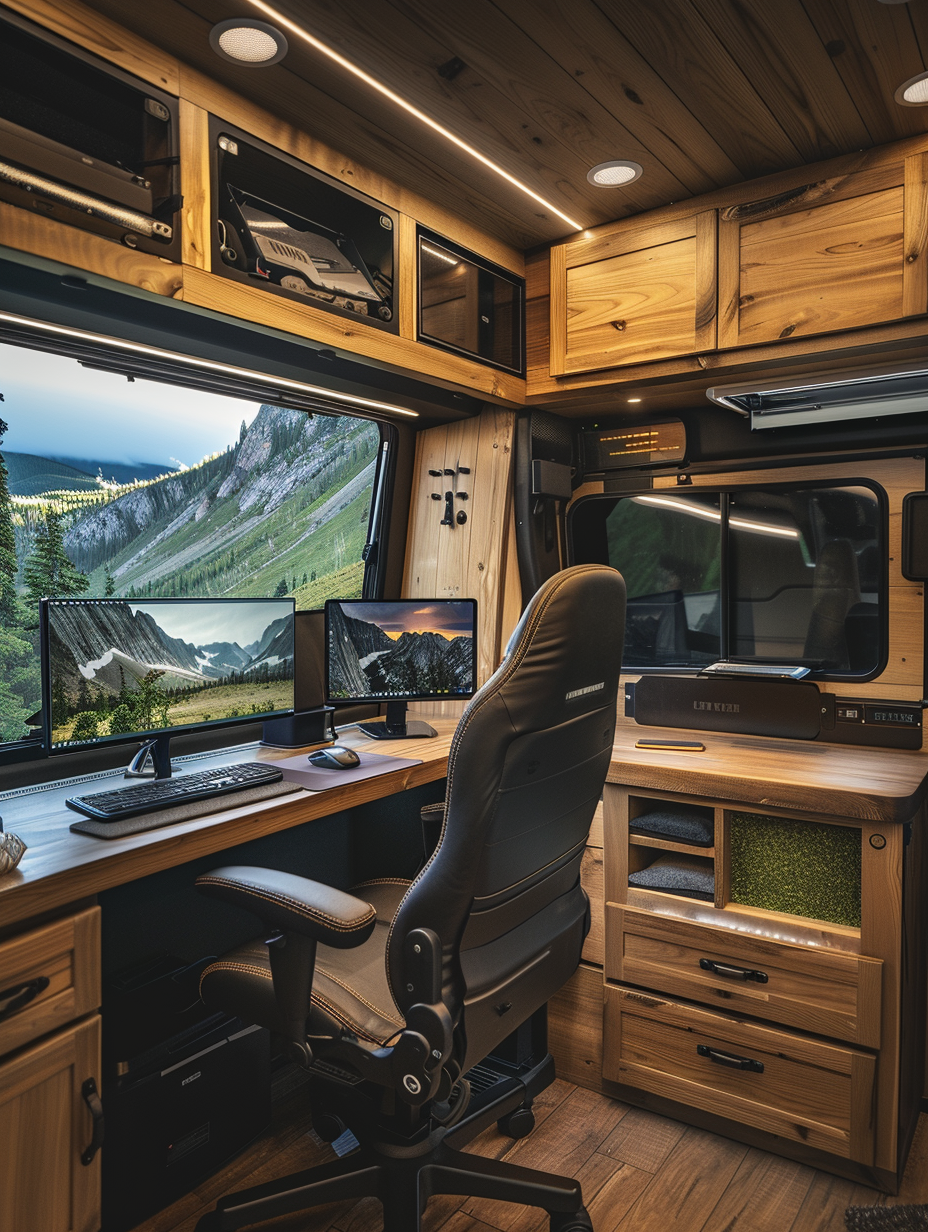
[102,954,271,1232]
[0,8,181,258]
[626,675,923,749]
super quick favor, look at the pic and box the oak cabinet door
[0,1016,102,1232]
[550,211,717,375]
[718,152,928,349]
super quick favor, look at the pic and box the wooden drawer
[605,904,882,1048]
[604,984,876,1164]
[0,1015,102,1232]
[0,908,101,1059]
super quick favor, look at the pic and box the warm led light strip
[634,493,799,538]
[0,311,419,417]
[245,0,585,233]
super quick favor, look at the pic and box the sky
[341,601,475,640]
[0,342,261,469]
[130,599,293,647]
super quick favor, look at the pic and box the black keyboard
[65,762,284,822]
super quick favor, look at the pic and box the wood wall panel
[548,962,604,1093]
[403,407,516,686]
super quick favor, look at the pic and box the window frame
[567,477,889,683]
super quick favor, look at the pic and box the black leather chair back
[386,564,625,1066]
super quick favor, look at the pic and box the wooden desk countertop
[608,724,928,824]
[0,720,456,931]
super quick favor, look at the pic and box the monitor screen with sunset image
[324,599,477,703]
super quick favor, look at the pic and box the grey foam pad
[630,806,714,847]
[628,853,715,902]
[69,779,303,839]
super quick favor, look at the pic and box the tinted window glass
[729,486,880,673]
[604,493,722,667]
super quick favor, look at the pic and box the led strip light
[0,311,419,418]
[244,0,585,233]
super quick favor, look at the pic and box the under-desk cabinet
[600,783,924,1190]
[0,907,103,1232]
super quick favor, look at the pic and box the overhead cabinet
[550,211,717,375]
[718,153,928,350]
[548,142,928,380]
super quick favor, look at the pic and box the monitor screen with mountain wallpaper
[325,599,477,738]
[42,597,294,753]
[0,339,381,751]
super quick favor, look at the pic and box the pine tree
[23,507,87,605]
[0,420,21,625]
[104,568,116,597]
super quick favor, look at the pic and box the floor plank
[129,1083,928,1232]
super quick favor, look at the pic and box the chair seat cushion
[200,879,410,1044]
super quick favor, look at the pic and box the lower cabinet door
[0,1015,102,1232]
[604,985,875,1164]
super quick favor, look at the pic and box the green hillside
[4,452,99,496]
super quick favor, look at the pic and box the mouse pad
[275,749,422,791]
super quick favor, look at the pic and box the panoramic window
[569,482,883,678]
[0,341,381,744]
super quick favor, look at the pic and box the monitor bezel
[323,597,478,705]
[40,595,296,757]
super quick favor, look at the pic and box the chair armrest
[195,865,376,948]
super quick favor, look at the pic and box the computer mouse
[308,746,361,770]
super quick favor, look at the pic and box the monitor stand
[356,701,437,740]
[124,734,173,779]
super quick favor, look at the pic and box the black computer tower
[101,955,271,1232]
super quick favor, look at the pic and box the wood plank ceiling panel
[800,0,928,145]
[493,0,745,196]
[214,0,698,227]
[77,0,928,250]
[83,0,579,247]
[591,0,805,179]
[690,0,872,162]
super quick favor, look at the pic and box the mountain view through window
[0,341,380,743]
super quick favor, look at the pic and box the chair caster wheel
[497,1106,535,1139]
[550,1206,593,1231]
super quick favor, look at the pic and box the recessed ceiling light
[210,19,288,67]
[587,160,643,187]
[896,70,928,106]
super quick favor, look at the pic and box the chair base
[195,1141,590,1231]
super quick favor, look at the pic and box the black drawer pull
[697,1044,764,1073]
[80,1078,105,1165]
[0,976,50,1023]
[700,958,768,984]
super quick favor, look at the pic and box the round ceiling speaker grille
[210,19,288,67]
[587,160,643,187]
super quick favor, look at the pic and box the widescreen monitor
[324,598,477,738]
[42,596,295,773]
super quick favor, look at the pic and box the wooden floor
[134,1079,928,1232]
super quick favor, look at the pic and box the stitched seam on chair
[352,878,412,889]
[199,961,273,995]
[316,969,402,1026]
[197,876,376,932]
[383,564,609,1005]
[310,990,389,1044]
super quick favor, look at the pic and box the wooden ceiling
[86,0,928,251]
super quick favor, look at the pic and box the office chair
[192,563,626,1232]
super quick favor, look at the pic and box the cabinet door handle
[80,1078,105,1165]
[0,976,50,1023]
[697,1044,764,1073]
[700,958,768,984]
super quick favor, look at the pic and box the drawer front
[606,904,881,1047]
[604,985,875,1163]
[0,908,101,1058]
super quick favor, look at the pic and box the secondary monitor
[324,598,477,738]
[42,596,295,776]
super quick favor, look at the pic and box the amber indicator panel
[580,420,685,472]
